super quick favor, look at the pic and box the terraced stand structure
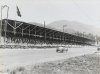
[0,19,95,48]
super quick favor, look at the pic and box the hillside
[47,20,94,35]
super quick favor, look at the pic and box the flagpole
[63,25,67,46]
[2,5,9,45]
[5,6,9,44]
[0,5,9,44]
[63,25,64,44]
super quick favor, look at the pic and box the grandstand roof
[3,19,64,33]
[2,19,94,36]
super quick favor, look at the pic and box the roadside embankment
[5,53,100,74]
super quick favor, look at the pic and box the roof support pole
[0,7,2,43]
[44,21,46,44]
[29,28,30,37]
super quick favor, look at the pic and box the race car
[56,46,68,53]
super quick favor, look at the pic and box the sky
[0,0,100,35]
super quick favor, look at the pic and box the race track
[0,46,97,71]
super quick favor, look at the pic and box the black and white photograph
[0,0,100,74]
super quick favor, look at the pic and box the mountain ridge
[47,20,94,35]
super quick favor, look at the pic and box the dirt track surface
[6,53,100,74]
[0,46,97,74]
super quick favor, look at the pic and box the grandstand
[0,19,95,48]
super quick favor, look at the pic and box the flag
[16,6,21,17]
